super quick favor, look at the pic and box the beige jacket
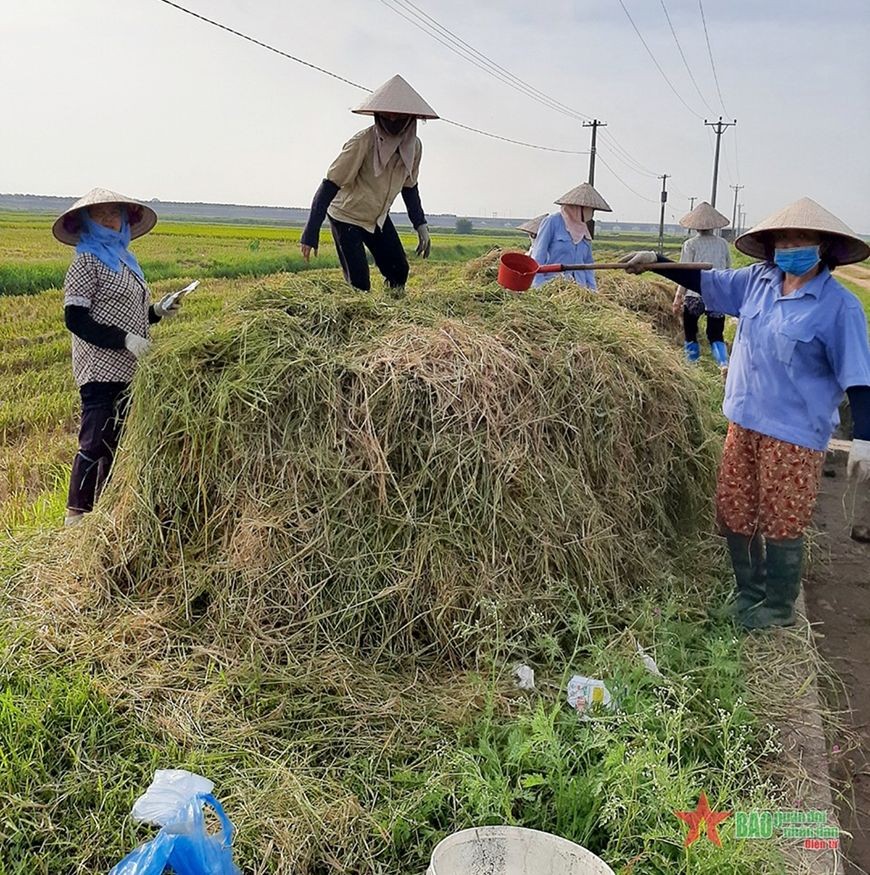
[326,127,422,232]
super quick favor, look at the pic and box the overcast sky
[2,0,868,230]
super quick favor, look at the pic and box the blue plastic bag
[110,770,241,875]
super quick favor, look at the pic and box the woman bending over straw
[300,75,437,298]
[530,183,612,291]
[621,197,870,630]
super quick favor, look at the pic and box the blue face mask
[774,245,820,277]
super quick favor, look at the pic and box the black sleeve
[401,184,426,229]
[148,305,161,324]
[645,255,703,294]
[64,305,127,350]
[846,385,870,441]
[300,179,340,249]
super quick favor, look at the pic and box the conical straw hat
[554,182,612,212]
[517,214,547,236]
[679,201,729,230]
[353,74,439,119]
[736,197,869,265]
[52,187,157,245]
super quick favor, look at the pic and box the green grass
[840,276,870,312]
[0,630,179,874]
[0,575,786,873]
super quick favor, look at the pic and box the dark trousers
[329,216,409,292]
[67,381,130,513]
[683,309,725,344]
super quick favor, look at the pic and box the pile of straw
[51,274,716,665]
[597,274,682,341]
[464,250,680,342]
[462,246,505,282]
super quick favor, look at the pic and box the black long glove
[300,179,340,251]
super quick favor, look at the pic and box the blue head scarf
[75,208,145,279]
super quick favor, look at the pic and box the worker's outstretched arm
[300,179,340,255]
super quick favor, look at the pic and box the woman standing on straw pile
[621,198,870,629]
[530,183,611,290]
[673,201,732,368]
[300,75,437,298]
[56,189,183,527]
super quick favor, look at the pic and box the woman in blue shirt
[530,183,612,290]
[621,198,870,629]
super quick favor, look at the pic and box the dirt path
[804,455,870,875]
[838,264,870,293]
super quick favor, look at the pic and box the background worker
[620,197,870,629]
[300,75,437,298]
[517,214,546,254]
[673,201,732,368]
[530,183,612,290]
[55,188,183,527]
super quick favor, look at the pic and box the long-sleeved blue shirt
[700,263,870,450]
[529,212,596,290]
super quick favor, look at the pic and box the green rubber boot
[742,537,804,629]
[725,532,766,620]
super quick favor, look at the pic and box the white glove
[153,292,181,320]
[618,250,659,274]
[124,333,152,360]
[847,439,870,483]
[415,223,431,259]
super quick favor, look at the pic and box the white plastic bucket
[427,826,615,875]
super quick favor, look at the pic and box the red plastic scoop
[496,251,712,292]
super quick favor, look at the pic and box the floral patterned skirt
[715,423,825,541]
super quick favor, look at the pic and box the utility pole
[582,119,606,239]
[704,115,737,207]
[658,174,670,255]
[687,196,697,236]
[729,184,744,241]
[738,205,745,236]
[582,119,607,186]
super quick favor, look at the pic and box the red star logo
[674,791,731,847]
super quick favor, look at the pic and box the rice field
[0,211,686,297]
[0,218,861,873]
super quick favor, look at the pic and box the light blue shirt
[701,262,870,451]
[529,212,596,290]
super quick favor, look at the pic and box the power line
[439,117,587,154]
[377,0,589,123]
[383,0,592,123]
[599,132,659,178]
[732,125,742,182]
[153,0,587,154]
[659,0,716,115]
[698,0,740,184]
[154,0,369,91]
[596,153,658,203]
[698,0,729,116]
[376,0,662,179]
[720,134,736,186]
[616,0,704,120]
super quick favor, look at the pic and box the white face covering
[373,116,417,178]
[560,205,592,244]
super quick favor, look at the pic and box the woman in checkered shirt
[53,188,184,527]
